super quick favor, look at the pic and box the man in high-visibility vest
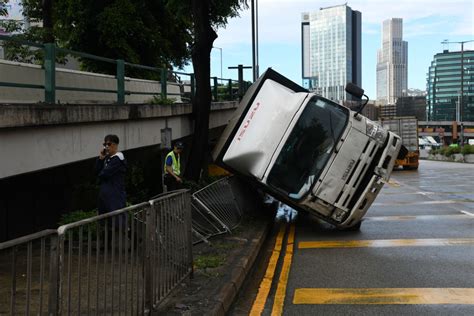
[163,141,184,191]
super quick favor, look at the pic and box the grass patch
[194,254,226,269]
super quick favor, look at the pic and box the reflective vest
[164,151,181,176]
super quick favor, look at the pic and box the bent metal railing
[0,190,192,315]
[191,176,243,244]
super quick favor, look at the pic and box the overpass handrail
[0,34,245,104]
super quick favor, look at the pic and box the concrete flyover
[0,101,238,179]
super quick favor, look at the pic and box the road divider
[250,224,287,316]
[293,288,474,305]
[298,238,474,249]
[272,224,295,316]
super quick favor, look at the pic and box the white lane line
[373,200,474,206]
[460,211,474,217]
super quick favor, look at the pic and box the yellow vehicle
[381,117,419,170]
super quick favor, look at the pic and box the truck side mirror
[345,82,364,99]
[345,82,368,118]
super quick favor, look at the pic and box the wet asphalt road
[231,160,474,315]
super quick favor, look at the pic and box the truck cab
[213,69,402,229]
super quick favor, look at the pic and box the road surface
[231,160,474,315]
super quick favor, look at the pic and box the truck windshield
[267,96,348,199]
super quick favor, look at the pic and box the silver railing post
[48,234,60,315]
[144,202,156,313]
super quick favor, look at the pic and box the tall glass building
[376,18,408,105]
[427,50,474,121]
[301,4,361,102]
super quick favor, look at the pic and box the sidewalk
[156,210,274,315]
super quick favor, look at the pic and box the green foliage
[0,1,8,16]
[148,96,177,105]
[10,0,191,76]
[59,209,98,241]
[126,164,148,204]
[194,254,225,269]
[431,145,474,157]
[445,145,461,157]
[59,209,97,226]
[461,144,474,155]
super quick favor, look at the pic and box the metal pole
[44,43,56,104]
[460,42,464,147]
[116,59,125,104]
[251,0,256,82]
[255,0,259,79]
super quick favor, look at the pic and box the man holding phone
[96,134,127,215]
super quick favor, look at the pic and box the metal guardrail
[0,34,244,104]
[191,177,243,244]
[0,190,192,315]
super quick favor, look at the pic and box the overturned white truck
[213,69,402,230]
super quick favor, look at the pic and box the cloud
[214,0,473,48]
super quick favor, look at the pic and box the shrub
[445,146,461,157]
[59,210,98,241]
[148,95,177,105]
[59,209,97,226]
[462,144,474,155]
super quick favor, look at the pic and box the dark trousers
[164,174,183,191]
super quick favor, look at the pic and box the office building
[427,49,474,121]
[396,96,427,121]
[301,4,361,102]
[376,18,408,105]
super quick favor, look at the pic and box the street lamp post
[251,0,259,82]
[441,39,474,146]
[212,46,223,79]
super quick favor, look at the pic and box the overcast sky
[206,0,474,98]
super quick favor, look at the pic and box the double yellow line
[250,223,295,316]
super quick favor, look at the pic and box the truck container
[381,117,419,170]
[213,69,402,230]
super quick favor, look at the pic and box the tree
[0,1,8,17]
[169,0,248,181]
[12,0,191,75]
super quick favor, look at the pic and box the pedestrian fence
[191,176,243,244]
[0,190,192,315]
[0,34,244,104]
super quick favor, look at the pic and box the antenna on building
[442,39,449,52]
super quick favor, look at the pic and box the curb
[209,221,272,316]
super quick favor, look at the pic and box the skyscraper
[427,49,474,121]
[301,4,361,102]
[376,18,408,105]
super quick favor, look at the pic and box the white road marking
[460,211,474,217]
[373,199,474,206]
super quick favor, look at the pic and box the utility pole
[251,0,259,82]
[441,39,474,147]
[213,46,223,78]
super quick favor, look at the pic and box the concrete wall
[0,102,238,179]
[0,59,183,104]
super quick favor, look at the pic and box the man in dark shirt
[96,134,127,214]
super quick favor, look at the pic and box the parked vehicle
[381,117,419,170]
[419,136,441,158]
[213,69,402,230]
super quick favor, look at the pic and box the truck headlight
[366,121,387,144]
